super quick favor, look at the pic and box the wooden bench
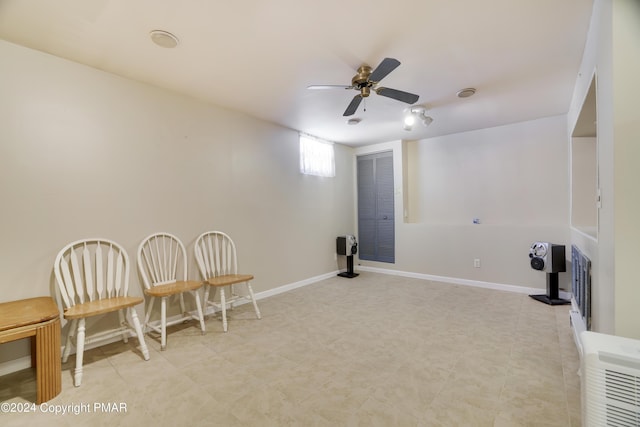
[0,297,62,403]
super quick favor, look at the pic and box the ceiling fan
[308,57,420,117]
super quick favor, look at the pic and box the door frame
[353,141,402,265]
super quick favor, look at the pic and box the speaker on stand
[529,242,569,305]
[337,235,359,278]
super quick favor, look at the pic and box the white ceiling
[0,0,594,146]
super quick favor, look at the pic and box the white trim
[252,271,339,300]
[570,309,586,357]
[0,355,32,377]
[570,225,598,242]
[0,331,141,376]
[357,265,572,299]
[200,270,339,316]
[0,268,571,376]
[0,270,339,376]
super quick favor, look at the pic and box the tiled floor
[0,272,581,426]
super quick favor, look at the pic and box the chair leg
[246,282,262,320]
[179,293,186,317]
[144,297,156,334]
[118,310,129,343]
[202,286,210,314]
[62,318,77,363]
[129,307,150,361]
[193,291,206,335]
[220,287,228,332]
[73,318,86,387]
[160,296,167,351]
[203,286,216,317]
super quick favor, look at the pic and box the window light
[300,134,335,177]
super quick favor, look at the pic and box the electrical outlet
[474,259,481,268]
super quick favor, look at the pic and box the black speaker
[529,242,569,305]
[529,242,566,273]
[337,235,357,256]
[337,235,358,278]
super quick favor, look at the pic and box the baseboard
[570,308,586,358]
[1,268,570,376]
[0,270,339,376]
[0,330,142,377]
[252,271,340,301]
[356,265,572,300]
[0,355,32,377]
[198,270,339,316]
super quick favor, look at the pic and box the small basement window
[299,134,335,177]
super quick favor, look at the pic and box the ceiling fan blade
[307,85,352,90]
[375,87,419,104]
[343,95,363,116]
[369,58,401,83]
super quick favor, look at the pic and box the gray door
[357,151,395,263]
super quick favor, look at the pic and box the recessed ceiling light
[150,30,179,48]
[457,88,476,98]
[347,118,361,125]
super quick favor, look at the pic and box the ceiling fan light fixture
[457,87,476,98]
[347,118,361,125]
[421,116,434,126]
[150,30,179,48]
[403,115,416,127]
[403,105,433,130]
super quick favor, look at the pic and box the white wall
[567,0,640,339]
[0,40,354,363]
[611,0,640,339]
[355,116,571,290]
[570,137,597,231]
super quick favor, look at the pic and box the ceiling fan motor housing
[352,65,373,97]
[306,57,418,116]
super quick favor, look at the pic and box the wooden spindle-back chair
[54,238,150,386]
[137,232,205,350]
[194,231,261,332]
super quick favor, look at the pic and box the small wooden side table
[0,297,62,403]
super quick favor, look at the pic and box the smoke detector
[457,88,476,98]
[150,30,179,48]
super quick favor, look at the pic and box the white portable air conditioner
[581,331,640,426]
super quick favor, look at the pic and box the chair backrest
[194,231,238,280]
[54,238,131,309]
[137,232,188,290]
